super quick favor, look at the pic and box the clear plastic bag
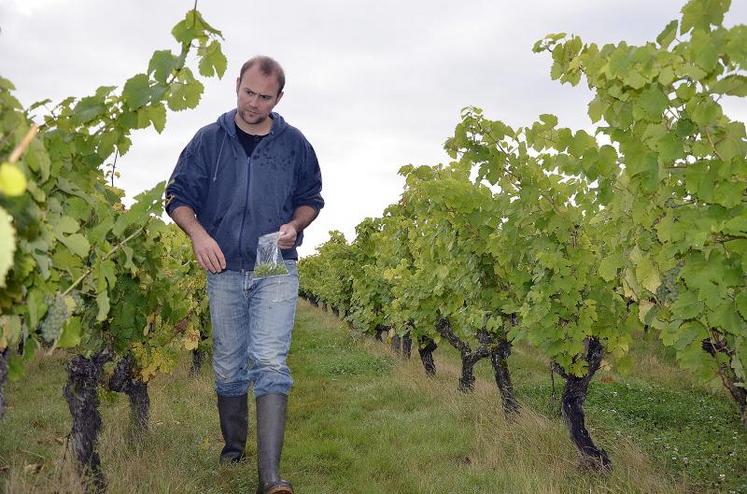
[253,232,289,278]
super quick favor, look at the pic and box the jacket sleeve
[165,137,210,217]
[293,140,324,212]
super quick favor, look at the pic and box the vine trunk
[555,338,611,470]
[63,350,111,493]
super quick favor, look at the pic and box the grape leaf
[657,20,678,48]
[708,302,744,335]
[635,257,662,294]
[670,289,704,319]
[710,75,747,97]
[198,40,227,78]
[736,291,747,321]
[57,317,82,348]
[148,50,181,84]
[96,291,110,322]
[637,86,669,122]
[122,73,153,110]
[60,233,90,260]
[72,96,106,124]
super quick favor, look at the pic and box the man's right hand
[170,206,227,274]
[191,231,227,273]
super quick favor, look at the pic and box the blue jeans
[206,260,299,398]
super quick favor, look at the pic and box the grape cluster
[70,290,84,309]
[656,265,681,304]
[39,293,69,342]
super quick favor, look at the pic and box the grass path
[1,301,744,493]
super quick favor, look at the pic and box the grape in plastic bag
[254,232,289,278]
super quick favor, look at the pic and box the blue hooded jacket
[165,110,324,271]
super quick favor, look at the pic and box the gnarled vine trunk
[63,350,111,494]
[190,348,204,376]
[715,364,747,428]
[418,336,437,376]
[434,318,490,393]
[374,325,388,342]
[401,332,412,359]
[554,338,610,470]
[108,353,150,440]
[189,326,208,377]
[488,339,519,416]
[458,351,488,392]
[703,337,747,428]
[389,330,414,359]
[390,334,401,353]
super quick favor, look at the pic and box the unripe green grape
[656,265,681,304]
[70,290,85,310]
[39,293,69,342]
[0,161,27,197]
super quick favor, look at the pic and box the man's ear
[236,77,241,94]
[275,91,284,104]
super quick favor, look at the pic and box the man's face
[235,65,283,128]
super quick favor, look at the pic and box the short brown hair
[238,56,285,95]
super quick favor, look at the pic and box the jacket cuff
[294,199,324,212]
[165,198,194,216]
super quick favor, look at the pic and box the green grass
[0,301,743,493]
[434,328,747,493]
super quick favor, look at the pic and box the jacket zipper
[237,135,271,270]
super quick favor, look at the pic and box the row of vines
[298,0,746,472]
[0,9,219,493]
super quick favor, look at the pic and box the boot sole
[266,485,293,494]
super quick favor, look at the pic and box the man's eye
[261,95,271,101]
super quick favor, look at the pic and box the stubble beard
[239,108,266,127]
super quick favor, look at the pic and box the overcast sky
[1,0,745,256]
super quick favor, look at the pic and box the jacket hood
[217,109,288,138]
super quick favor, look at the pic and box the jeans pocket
[267,273,298,303]
[206,269,223,296]
[283,259,298,276]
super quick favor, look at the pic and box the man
[165,55,323,494]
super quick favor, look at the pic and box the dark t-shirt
[235,122,267,158]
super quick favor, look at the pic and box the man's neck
[234,113,273,136]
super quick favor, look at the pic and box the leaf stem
[704,128,724,162]
[8,125,39,164]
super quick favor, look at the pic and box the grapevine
[0,7,224,491]
[299,0,747,475]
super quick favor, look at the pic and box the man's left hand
[278,223,298,249]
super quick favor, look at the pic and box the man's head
[238,56,285,95]
[235,56,285,130]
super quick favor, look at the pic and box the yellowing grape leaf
[635,257,661,294]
